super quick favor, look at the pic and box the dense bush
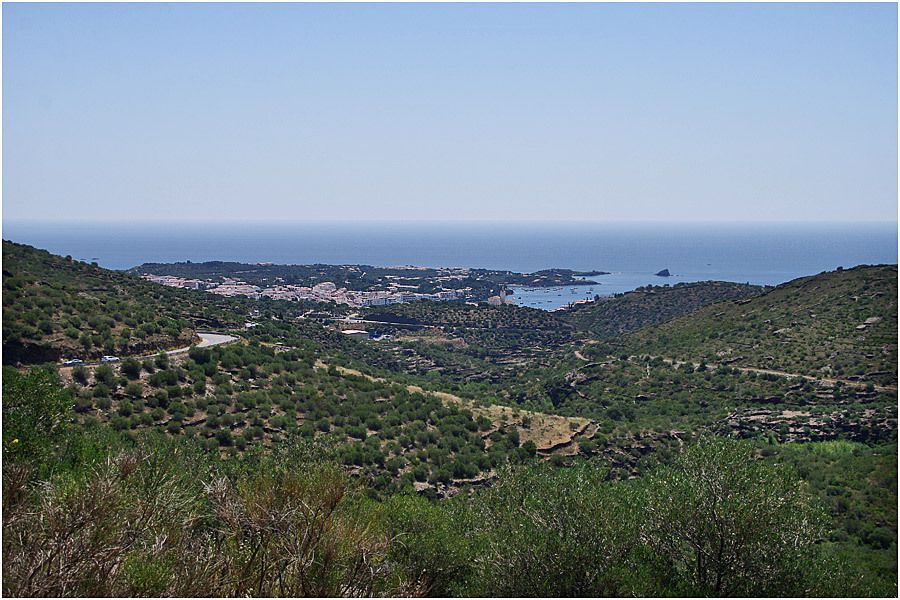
[385,439,852,597]
[3,365,894,598]
[2,368,73,471]
[3,444,400,596]
[3,243,896,597]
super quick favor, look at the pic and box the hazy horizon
[4,219,896,273]
[6,217,900,225]
[4,3,898,223]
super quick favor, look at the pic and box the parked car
[101,355,120,363]
[62,358,83,366]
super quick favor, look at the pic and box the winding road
[62,331,239,367]
[162,332,239,356]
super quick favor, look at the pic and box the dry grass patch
[314,360,594,454]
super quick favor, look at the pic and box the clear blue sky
[3,3,897,222]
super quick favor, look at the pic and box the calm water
[4,220,897,310]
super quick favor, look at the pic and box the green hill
[364,301,572,332]
[614,265,897,386]
[3,243,897,595]
[2,241,244,365]
[2,242,589,496]
[560,281,766,338]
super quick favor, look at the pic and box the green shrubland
[3,370,896,597]
[3,242,896,597]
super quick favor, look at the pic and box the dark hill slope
[615,265,898,386]
[2,241,243,364]
[362,301,577,359]
[560,281,766,338]
[364,301,572,332]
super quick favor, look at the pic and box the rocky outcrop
[716,407,897,443]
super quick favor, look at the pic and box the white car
[62,358,83,366]
[101,355,120,363]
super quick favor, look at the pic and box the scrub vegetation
[3,241,896,596]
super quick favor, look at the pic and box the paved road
[62,331,238,366]
[160,332,238,357]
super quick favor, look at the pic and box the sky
[3,3,897,223]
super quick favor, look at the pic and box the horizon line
[5,217,899,225]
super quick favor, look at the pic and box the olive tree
[455,462,642,596]
[640,437,826,596]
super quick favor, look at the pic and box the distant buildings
[140,274,470,308]
[142,274,212,290]
[208,282,262,299]
[312,282,337,295]
[487,288,513,306]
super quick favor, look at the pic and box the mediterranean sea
[4,220,897,311]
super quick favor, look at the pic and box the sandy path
[652,356,897,393]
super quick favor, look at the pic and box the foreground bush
[5,434,890,597]
[387,442,842,597]
[3,370,893,597]
[2,367,73,472]
[640,439,826,596]
[3,445,401,597]
[452,463,643,596]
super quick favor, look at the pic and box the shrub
[74,396,94,414]
[121,359,142,380]
[188,346,211,364]
[640,437,826,596]
[72,365,89,385]
[446,462,640,596]
[95,365,116,386]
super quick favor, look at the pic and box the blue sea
[4,220,897,310]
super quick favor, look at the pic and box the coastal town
[140,273,472,307]
[132,261,603,310]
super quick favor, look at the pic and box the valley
[3,240,897,595]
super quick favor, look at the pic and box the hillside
[364,301,573,331]
[560,281,767,338]
[3,243,897,591]
[3,242,594,497]
[3,241,194,364]
[54,340,595,496]
[615,265,897,386]
[461,267,898,481]
[362,302,577,354]
[354,302,581,390]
